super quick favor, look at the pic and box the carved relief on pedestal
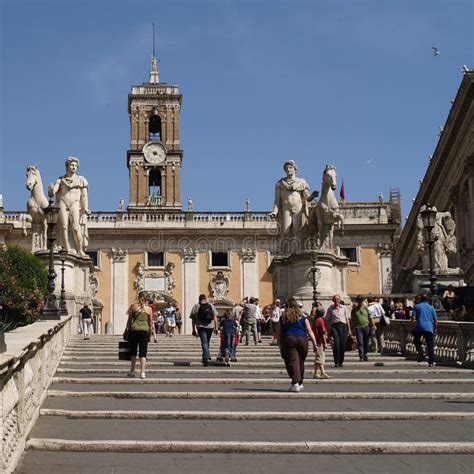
[210,270,230,300]
[112,248,128,262]
[239,248,256,263]
[306,267,322,284]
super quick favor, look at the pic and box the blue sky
[1,0,472,220]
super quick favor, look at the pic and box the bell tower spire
[150,23,159,84]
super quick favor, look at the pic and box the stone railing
[3,206,391,227]
[339,203,390,224]
[384,320,474,366]
[0,316,73,473]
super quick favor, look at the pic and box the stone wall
[0,316,73,473]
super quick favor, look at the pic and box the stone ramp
[15,335,474,473]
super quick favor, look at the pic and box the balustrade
[384,320,474,366]
[0,316,73,473]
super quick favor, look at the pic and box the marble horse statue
[25,165,49,250]
[309,165,344,249]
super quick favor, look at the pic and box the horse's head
[323,165,337,191]
[26,165,40,191]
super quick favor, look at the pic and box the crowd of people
[115,290,440,387]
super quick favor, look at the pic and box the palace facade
[0,55,400,334]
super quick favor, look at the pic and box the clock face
[143,142,166,165]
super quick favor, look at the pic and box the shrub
[0,245,48,331]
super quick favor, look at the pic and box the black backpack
[198,303,214,323]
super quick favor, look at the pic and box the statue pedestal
[269,249,349,312]
[35,250,93,330]
[410,269,465,293]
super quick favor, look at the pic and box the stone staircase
[15,335,474,473]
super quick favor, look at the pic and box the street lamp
[309,239,320,308]
[42,197,60,320]
[420,204,437,296]
[420,204,445,312]
[59,249,68,316]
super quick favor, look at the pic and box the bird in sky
[432,47,440,56]
[365,158,372,165]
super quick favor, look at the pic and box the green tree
[0,246,48,331]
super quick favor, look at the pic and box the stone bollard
[105,321,114,334]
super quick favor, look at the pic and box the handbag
[345,335,356,351]
[118,340,131,361]
[123,327,129,341]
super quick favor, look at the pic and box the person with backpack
[190,294,219,366]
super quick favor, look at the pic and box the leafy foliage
[0,246,48,331]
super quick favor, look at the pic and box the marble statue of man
[48,156,90,257]
[270,160,310,235]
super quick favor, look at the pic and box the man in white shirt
[325,294,352,367]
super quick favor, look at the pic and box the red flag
[340,180,346,205]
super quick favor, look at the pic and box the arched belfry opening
[149,115,162,141]
[148,168,161,203]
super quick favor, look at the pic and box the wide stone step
[51,376,474,385]
[39,408,474,421]
[25,418,474,443]
[53,370,474,380]
[58,358,424,367]
[41,396,474,413]
[15,451,474,474]
[46,389,474,399]
[55,367,473,376]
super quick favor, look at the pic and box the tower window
[149,115,162,141]
[148,169,161,205]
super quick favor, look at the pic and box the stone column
[240,248,258,299]
[182,248,198,335]
[111,248,128,335]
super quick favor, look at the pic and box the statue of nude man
[48,156,90,257]
[270,160,310,235]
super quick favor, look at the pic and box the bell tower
[127,50,183,211]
